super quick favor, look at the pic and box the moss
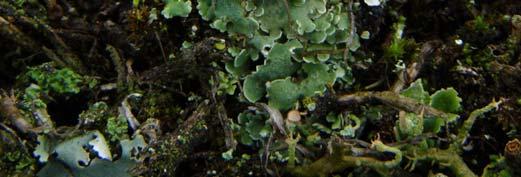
[0,131,35,177]
[148,103,209,176]
[473,16,491,32]
[1,151,35,176]
[106,116,129,142]
[78,101,110,127]
[384,16,414,61]
[141,92,181,119]
[22,63,83,95]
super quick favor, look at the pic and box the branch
[337,91,456,120]
[0,2,86,73]
[0,92,34,134]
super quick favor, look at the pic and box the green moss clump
[106,116,129,142]
[79,102,110,127]
[22,63,83,95]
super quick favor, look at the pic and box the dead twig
[337,91,455,120]
[106,44,128,91]
[0,92,34,134]
[155,31,168,64]
[343,0,356,62]
[257,103,286,135]
[390,41,438,92]
[0,16,40,51]
[216,102,236,149]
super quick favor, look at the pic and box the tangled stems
[289,140,402,177]
[289,138,478,177]
[293,93,502,177]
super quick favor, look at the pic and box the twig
[0,16,40,51]
[119,93,142,131]
[290,140,401,177]
[263,129,276,172]
[0,92,33,134]
[19,16,86,73]
[390,41,438,92]
[155,31,168,64]
[343,0,356,62]
[216,102,236,149]
[0,3,86,73]
[106,44,127,91]
[337,91,456,120]
[257,103,286,135]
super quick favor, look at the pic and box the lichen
[195,0,356,110]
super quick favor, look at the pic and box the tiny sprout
[287,110,301,123]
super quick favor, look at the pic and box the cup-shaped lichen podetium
[505,138,521,174]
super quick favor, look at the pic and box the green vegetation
[0,0,520,177]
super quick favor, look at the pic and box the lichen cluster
[165,0,356,110]
[1,0,520,177]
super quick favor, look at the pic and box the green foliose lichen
[196,0,357,110]
[234,111,272,146]
[35,131,146,177]
[400,79,462,134]
[162,0,192,18]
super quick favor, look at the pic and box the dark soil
[1,0,520,176]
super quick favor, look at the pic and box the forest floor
[1,0,521,177]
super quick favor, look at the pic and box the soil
[0,0,520,177]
